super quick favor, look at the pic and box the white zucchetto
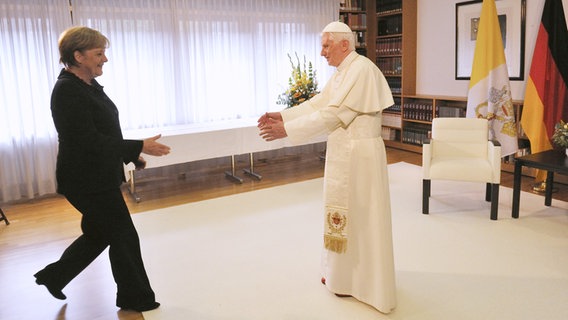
[322,21,352,33]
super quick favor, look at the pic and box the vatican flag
[466,0,518,157]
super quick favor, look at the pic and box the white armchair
[422,118,501,220]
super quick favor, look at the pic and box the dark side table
[512,149,568,218]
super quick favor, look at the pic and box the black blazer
[51,69,142,194]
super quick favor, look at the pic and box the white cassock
[281,51,396,314]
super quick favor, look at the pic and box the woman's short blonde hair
[58,26,109,67]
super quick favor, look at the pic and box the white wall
[416,0,568,100]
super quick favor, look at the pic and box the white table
[123,118,326,201]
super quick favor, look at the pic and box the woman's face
[74,47,108,79]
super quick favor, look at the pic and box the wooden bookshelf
[373,0,418,151]
[383,95,525,154]
[339,0,370,55]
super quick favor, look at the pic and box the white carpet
[137,162,568,320]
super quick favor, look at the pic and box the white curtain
[0,0,70,202]
[73,0,337,128]
[0,0,337,202]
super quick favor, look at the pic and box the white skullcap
[322,21,352,33]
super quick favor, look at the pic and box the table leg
[243,153,262,180]
[545,171,554,206]
[224,155,244,184]
[512,160,522,218]
[127,170,141,203]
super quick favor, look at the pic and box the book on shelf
[385,78,401,94]
[382,113,402,128]
[437,106,466,118]
[339,13,367,30]
[377,57,402,75]
[377,0,402,15]
[377,16,402,36]
[402,124,430,146]
[381,127,399,141]
[403,102,433,122]
[354,31,366,47]
[340,0,365,11]
[384,102,401,113]
[376,37,402,55]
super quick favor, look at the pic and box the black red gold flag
[521,0,568,180]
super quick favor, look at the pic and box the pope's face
[320,33,344,67]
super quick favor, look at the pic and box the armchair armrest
[489,139,501,147]
[487,139,502,183]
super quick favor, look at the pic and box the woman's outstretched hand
[142,134,171,156]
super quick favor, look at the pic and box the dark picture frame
[455,0,526,80]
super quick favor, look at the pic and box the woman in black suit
[34,26,170,312]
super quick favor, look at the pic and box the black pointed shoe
[34,277,66,300]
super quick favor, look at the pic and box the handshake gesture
[134,134,171,170]
[257,112,288,141]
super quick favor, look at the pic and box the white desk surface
[123,118,326,170]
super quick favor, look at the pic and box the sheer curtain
[0,0,337,202]
[0,0,71,202]
[72,0,337,129]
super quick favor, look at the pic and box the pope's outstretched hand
[258,112,287,141]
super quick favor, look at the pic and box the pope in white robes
[258,21,396,314]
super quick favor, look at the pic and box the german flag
[521,0,568,181]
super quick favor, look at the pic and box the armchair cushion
[423,118,501,183]
[429,157,494,182]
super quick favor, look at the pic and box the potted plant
[551,120,568,156]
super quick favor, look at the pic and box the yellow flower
[552,120,568,148]
[276,53,319,108]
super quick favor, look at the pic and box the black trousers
[34,188,155,307]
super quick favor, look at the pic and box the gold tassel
[324,234,347,253]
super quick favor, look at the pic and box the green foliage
[552,120,568,148]
[276,53,319,108]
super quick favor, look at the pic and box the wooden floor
[1,147,567,320]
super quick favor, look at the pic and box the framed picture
[455,0,526,80]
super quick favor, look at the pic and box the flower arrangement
[277,53,319,108]
[552,120,568,148]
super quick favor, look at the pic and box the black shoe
[34,276,66,300]
[119,301,160,312]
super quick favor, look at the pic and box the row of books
[339,13,367,30]
[402,104,467,122]
[403,103,434,122]
[378,16,402,36]
[401,126,430,146]
[382,113,401,128]
[381,127,399,141]
[340,0,365,11]
[377,57,402,75]
[376,37,402,56]
[386,78,401,94]
[377,0,402,15]
[438,106,466,118]
[354,31,366,47]
[384,102,401,113]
